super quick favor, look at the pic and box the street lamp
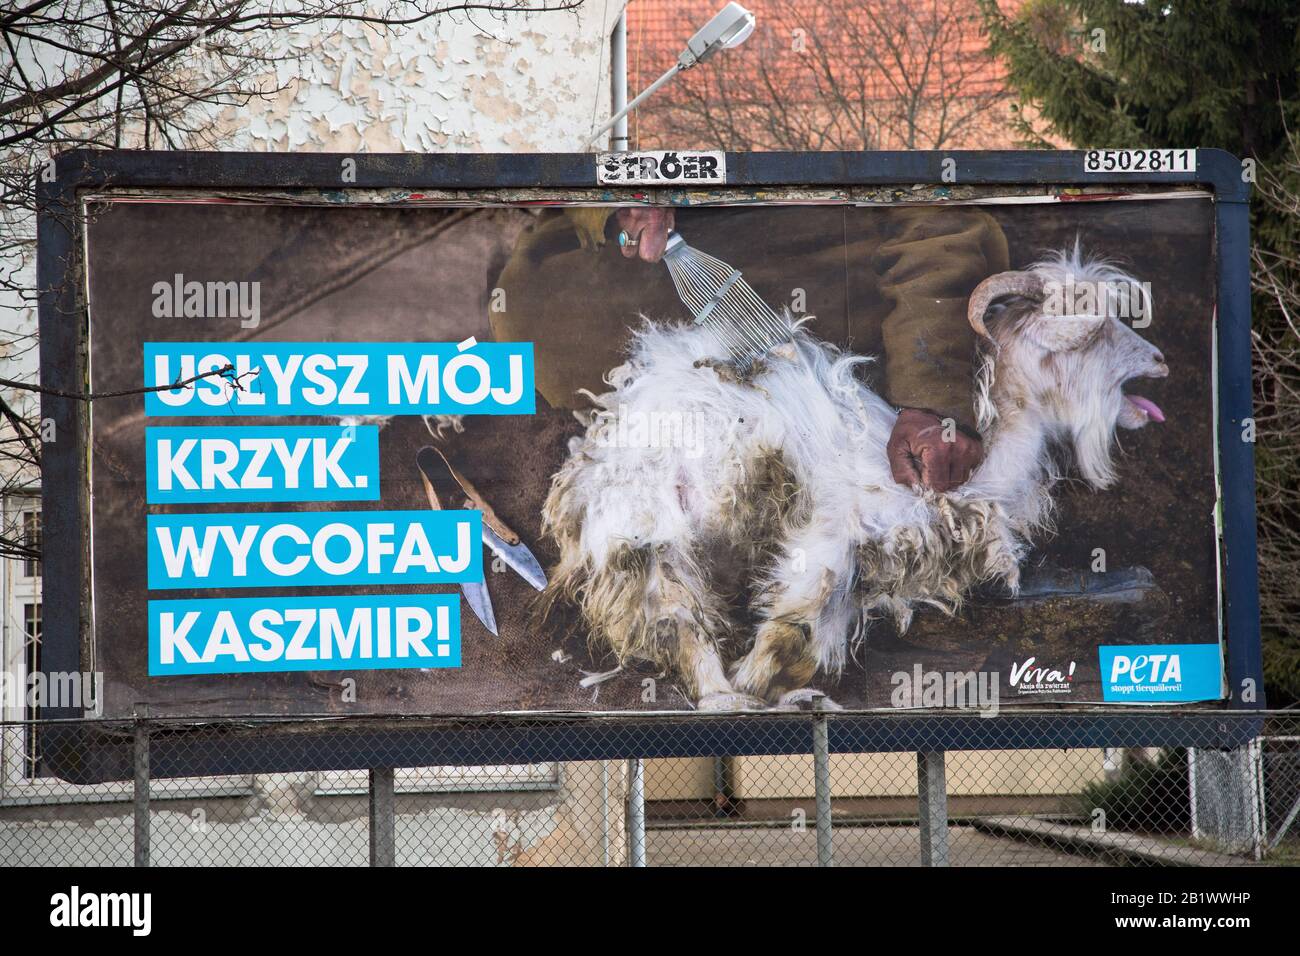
[587,2,756,149]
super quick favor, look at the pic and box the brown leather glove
[614,207,676,262]
[886,408,984,493]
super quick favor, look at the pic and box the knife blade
[482,523,547,592]
[415,446,499,636]
[460,580,498,636]
[417,444,548,593]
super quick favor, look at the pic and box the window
[315,764,560,795]
[1,497,253,804]
[21,601,40,776]
[21,509,40,579]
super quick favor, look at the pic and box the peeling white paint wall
[1,763,628,866]
[223,3,626,153]
[1,0,626,387]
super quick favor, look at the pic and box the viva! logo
[1008,657,1076,696]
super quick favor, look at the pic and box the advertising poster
[80,191,1224,716]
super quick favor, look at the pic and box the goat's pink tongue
[1127,394,1165,423]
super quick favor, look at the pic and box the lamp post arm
[586,61,684,149]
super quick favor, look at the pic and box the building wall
[0,2,626,395]
[733,751,1105,798]
[647,751,1106,801]
[0,763,628,866]
[218,5,626,153]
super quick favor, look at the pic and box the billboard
[38,151,1262,726]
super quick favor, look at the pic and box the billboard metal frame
[36,149,1262,777]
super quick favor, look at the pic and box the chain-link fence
[2,710,1297,866]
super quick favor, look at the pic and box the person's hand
[615,207,675,262]
[886,408,984,493]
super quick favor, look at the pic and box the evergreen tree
[980,0,1300,704]
[979,0,1298,160]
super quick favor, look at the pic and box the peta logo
[152,273,261,329]
[50,886,151,936]
[1098,644,1222,703]
[1109,653,1179,685]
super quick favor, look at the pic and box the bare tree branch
[0,361,253,400]
[0,0,586,562]
[1249,130,1300,663]
[639,0,1008,152]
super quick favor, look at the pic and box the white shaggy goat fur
[540,246,1168,710]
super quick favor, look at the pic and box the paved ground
[647,824,1102,867]
[0,803,569,867]
[973,816,1256,866]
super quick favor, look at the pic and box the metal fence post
[813,700,834,866]
[917,750,949,867]
[627,758,646,867]
[133,710,150,867]
[369,767,395,867]
[1249,737,1266,861]
[711,756,734,817]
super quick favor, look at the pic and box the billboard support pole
[627,758,646,867]
[1249,738,1265,861]
[369,767,395,867]
[133,710,150,867]
[917,750,948,867]
[813,700,834,866]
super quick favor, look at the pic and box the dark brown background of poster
[84,196,1218,716]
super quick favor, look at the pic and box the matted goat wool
[37,151,1257,732]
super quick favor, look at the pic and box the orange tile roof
[624,0,1025,148]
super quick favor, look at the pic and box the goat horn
[967,271,1044,339]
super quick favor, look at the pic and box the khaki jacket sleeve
[875,208,1009,433]
[563,207,616,251]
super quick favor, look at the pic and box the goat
[540,247,1168,710]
